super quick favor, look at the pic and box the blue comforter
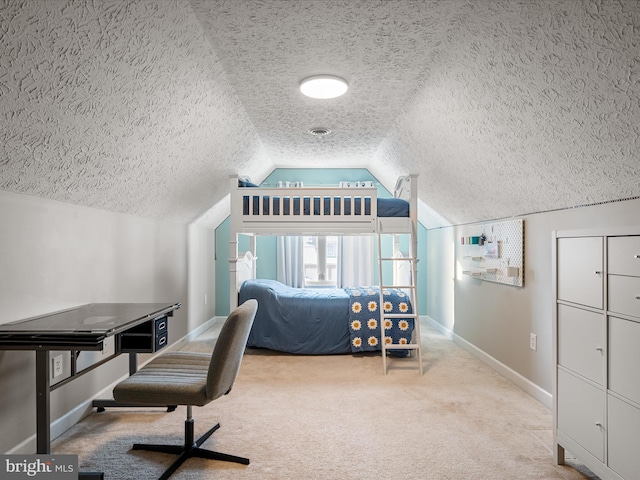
[344,286,414,354]
[238,279,414,355]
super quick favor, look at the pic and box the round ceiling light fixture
[299,75,348,99]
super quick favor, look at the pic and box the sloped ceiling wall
[0,0,271,224]
[1,0,638,228]
[371,0,640,225]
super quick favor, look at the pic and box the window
[303,236,338,286]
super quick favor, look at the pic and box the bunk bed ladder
[377,230,423,375]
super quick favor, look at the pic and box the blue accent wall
[215,168,427,315]
[214,218,276,316]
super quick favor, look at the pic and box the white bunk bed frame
[228,173,419,310]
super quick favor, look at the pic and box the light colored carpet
[52,321,597,480]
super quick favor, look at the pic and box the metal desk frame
[0,303,181,467]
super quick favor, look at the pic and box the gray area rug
[52,321,596,479]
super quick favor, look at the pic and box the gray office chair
[113,299,258,480]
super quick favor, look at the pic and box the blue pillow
[238,179,258,187]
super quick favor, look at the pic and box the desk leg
[129,351,138,375]
[35,350,51,454]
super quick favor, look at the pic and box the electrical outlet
[529,333,537,351]
[52,355,64,378]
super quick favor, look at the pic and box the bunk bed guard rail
[230,178,379,235]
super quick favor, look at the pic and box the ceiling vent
[308,127,332,136]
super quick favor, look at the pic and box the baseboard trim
[423,316,552,409]
[8,317,218,454]
[165,316,217,352]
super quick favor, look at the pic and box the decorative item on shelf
[506,266,519,278]
[277,180,303,188]
[479,233,487,246]
[485,241,500,258]
[339,181,374,188]
[461,236,481,245]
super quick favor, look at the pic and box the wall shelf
[458,218,524,287]
[462,270,483,277]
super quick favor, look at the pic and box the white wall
[188,223,216,333]
[426,198,640,404]
[0,190,214,453]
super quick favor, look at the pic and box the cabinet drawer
[557,237,603,309]
[608,236,640,277]
[155,317,168,334]
[608,275,640,318]
[608,395,640,480]
[155,331,168,351]
[557,304,604,385]
[609,316,640,404]
[557,369,604,461]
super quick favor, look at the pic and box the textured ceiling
[189,0,453,169]
[371,0,640,225]
[1,0,639,228]
[0,0,271,225]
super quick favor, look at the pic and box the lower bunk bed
[238,278,415,356]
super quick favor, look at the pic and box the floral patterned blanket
[344,285,414,354]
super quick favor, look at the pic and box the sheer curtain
[276,236,304,287]
[337,236,374,288]
[278,235,373,288]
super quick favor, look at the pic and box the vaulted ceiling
[1,0,638,229]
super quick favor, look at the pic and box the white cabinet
[553,229,640,480]
[608,276,640,318]
[608,316,640,405]
[608,395,640,479]
[557,304,605,385]
[557,236,603,309]
[608,236,640,277]
[557,369,605,461]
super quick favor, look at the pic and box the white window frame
[303,235,338,287]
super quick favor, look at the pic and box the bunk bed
[229,174,419,357]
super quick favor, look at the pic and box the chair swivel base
[132,421,249,480]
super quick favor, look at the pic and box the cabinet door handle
[595,347,604,352]
[595,422,603,428]
[594,271,602,275]
[635,254,640,259]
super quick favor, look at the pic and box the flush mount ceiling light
[299,75,348,99]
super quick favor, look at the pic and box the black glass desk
[0,302,181,458]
